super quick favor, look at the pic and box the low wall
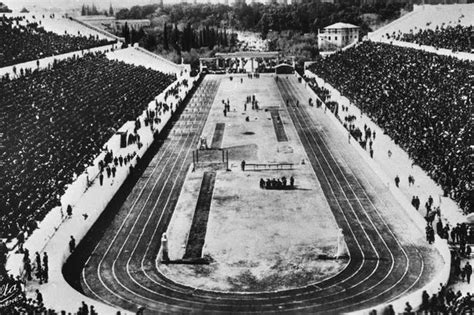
[135,46,191,76]
[69,16,124,42]
[300,70,451,314]
[6,74,201,314]
[367,9,418,41]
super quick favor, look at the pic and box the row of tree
[0,2,11,13]
[81,3,114,16]
[113,0,410,71]
[121,23,147,45]
[164,23,236,52]
[115,4,160,20]
[112,1,409,36]
[121,22,236,53]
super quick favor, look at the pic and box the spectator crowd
[0,52,175,240]
[387,24,472,53]
[0,15,113,68]
[418,283,473,314]
[308,41,472,214]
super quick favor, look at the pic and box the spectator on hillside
[404,301,413,314]
[0,240,7,274]
[69,236,76,253]
[0,15,114,68]
[17,230,25,253]
[389,25,472,53]
[0,53,175,240]
[308,41,471,214]
[67,204,73,217]
[35,252,42,284]
[35,289,43,305]
[418,283,473,313]
[464,262,472,284]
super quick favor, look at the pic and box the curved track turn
[68,75,439,314]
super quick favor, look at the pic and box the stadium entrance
[199,51,295,74]
[275,63,294,74]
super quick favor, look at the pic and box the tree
[138,27,146,42]
[163,23,169,50]
[129,5,144,19]
[258,13,270,40]
[116,8,130,19]
[181,23,193,52]
[143,34,157,51]
[198,29,204,47]
[81,4,86,16]
[170,24,180,50]
[223,28,228,47]
[109,3,114,16]
[131,29,138,44]
[93,4,100,15]
[229,32,237,47]
[122,22,130,44]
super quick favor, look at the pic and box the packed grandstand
[0,2,473,314]
[0,15,114,68]
[307,41,472,214]
[1,53,175,240]
[387,24,473,52]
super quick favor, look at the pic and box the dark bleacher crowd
[0,52,175,240]
[0,15,113,68]
[388,24,473,53]
[308,41,472,214]
[0,270,95,314]
[418,284,473,314]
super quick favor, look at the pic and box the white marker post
[161,232,169,262]
[336,228,348,259]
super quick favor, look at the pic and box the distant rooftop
[324,22,359,29]
[215,51,281,58]
[77,15,115,21]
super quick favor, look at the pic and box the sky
[3,0,238,11]
[4,0,160,11]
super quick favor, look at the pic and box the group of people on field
[259,176,295,190]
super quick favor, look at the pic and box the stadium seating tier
[308,41,472,214]
[0,15,114,68]
[0,53,175,239]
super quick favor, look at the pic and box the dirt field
[160,75,347,292]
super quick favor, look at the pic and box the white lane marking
[121,84,219,302]
[299,75,424,304]
[83,87,198,308]
[85,77,423,313]
[90,80,221,309]
[288,77,423,309]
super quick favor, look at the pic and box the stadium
[0,1,472,314]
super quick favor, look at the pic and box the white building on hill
[317,22,360,51]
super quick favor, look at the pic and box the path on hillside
[70,75,441,314]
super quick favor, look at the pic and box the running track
[67,75,439,314]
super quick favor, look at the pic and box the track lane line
[284,77,423,310]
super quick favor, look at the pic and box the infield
[160,74,347,292]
